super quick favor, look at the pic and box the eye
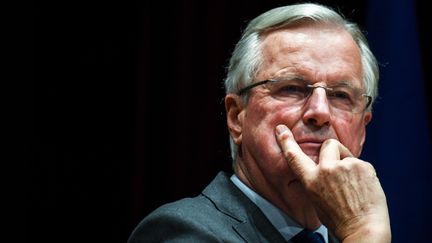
[275,84,307,96]
[331,90,351,100]
[327,89,356,107]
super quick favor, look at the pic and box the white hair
[224,3,379,161]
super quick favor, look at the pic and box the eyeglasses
[237,78,372,113]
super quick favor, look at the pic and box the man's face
[226,23,372,219]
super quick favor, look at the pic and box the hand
[275,124,391,243]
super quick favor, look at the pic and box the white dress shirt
[231,174,328,242]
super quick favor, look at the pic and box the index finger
[275,124,317,180]
[319,139,354,162]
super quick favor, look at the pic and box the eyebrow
[329,80,363,91]
[273,76,362,90]
[271,75,307,82]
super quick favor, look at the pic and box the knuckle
[284,150,303,171]
[319,162,335,174]
[341,158,376,174]
[284,149,298,161]
[304,178,319,191]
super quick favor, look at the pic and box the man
[128,3,391,242]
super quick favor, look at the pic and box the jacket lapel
[202,172,286,243]
[328,231,340,243]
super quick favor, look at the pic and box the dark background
[25,0,430,242]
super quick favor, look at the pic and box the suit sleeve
[127,201,227,243]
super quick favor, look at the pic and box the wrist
[340,221,391,243]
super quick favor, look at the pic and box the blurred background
[24,0,431,242]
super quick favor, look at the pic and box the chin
[298,144,320,164]
[306,154,319,164]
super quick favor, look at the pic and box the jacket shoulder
[128,195,241,243]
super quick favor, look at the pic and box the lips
[295,137,326,144]
[295,138,326,162]
[298,142,322,153]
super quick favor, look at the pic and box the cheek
[246,100,301,131]
[245,101,300,147]
[243,105,279,155]
[242,100,301,172]
[334,119,365,156]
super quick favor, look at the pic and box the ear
[225,94,246,146]
[359,111,372,148]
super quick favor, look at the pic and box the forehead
[257,22,363,87]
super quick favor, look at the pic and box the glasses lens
[326,86,361,112]
[267,79,368,113]
[266,79,309,105]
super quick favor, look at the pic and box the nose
[302,87,331,127]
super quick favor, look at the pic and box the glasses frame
[236,79,372,112]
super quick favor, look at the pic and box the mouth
[296,137,326,144]
[298,142,322,151]
[296,139,325,163]
[297,139,323,149]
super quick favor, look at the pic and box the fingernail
[276,125,288,135]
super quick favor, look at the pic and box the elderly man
[128,3,391,243]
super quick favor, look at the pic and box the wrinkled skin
[225,22,390,242]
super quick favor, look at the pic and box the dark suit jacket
[128,171,339,243]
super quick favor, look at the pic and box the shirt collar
[230,174,328,242]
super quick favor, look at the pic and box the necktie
[291,229,325,243]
